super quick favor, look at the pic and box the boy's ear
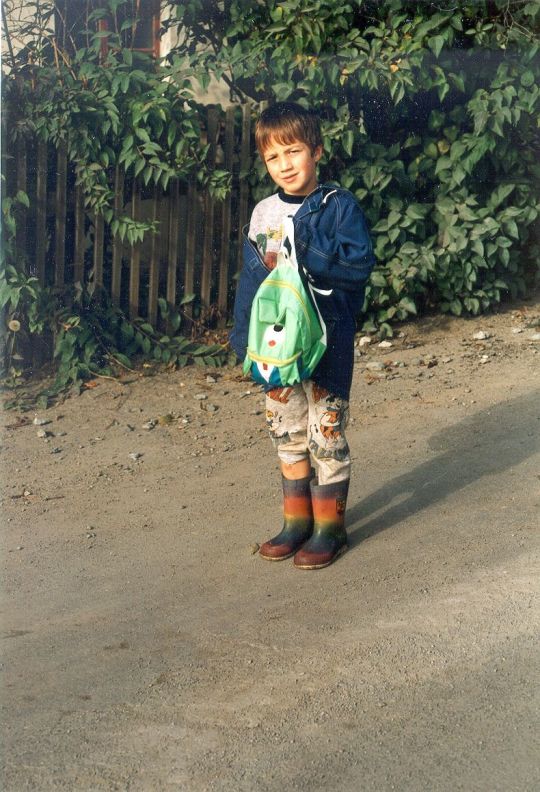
[313,145,323,163]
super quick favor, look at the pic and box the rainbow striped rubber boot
[293,479,349,569]
[259,475,314,561]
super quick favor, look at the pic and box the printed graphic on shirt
[256,227,283,271]
[249,193,303,271]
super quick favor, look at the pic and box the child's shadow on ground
[347,390,540,547]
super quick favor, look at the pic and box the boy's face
[262,137,322,196]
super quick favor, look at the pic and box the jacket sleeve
[294,194,376,292]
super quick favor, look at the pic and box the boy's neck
[279,184,319,202]
[278,188,306,204]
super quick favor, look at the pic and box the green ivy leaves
[194,1,539,334]
[1,270,231,398]
[4,0,540,349]
[4,2,232,245]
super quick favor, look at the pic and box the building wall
[160,3,233,107]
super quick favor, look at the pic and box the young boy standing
[230,102,376,569]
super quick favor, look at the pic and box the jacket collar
[295,183,339,220]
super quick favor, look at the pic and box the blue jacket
[229,184,376,399]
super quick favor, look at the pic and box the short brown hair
[255,102,323,156]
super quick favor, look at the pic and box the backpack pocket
[257,297,282,325]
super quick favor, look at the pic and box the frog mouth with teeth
[255,323,288,383]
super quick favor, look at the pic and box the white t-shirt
[248,190,305,270]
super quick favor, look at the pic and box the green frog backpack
[243,217,327,387]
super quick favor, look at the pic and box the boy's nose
[280,157,292,171]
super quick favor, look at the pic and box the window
[55,0,160,58]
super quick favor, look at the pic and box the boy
[230,102,375,569]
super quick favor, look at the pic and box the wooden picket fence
[6,104,253,329]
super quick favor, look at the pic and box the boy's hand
[263,252,278,270]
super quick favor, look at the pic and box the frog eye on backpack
[273,324,284,332]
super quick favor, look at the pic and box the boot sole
[294,544,348,570]
[259,550,296,561]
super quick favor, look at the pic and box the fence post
[35,140,47,287]
[74,182,85,284]
[54,142,67,287]
[166,179,180,325]
[129,181,141,319]
[93,213,104,288]
[201,107,219,311]
[237,103,251,272]
[16,137,27,272]
[148,184,160,327]
[218,106,235,325]
[111,166,125,305]
[184,177,196,327]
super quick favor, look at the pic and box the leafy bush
[3,0,231,239]
[178,0,540,333]
[1,0,234,397]
[0,260,232,398]
[0,179,231,396]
